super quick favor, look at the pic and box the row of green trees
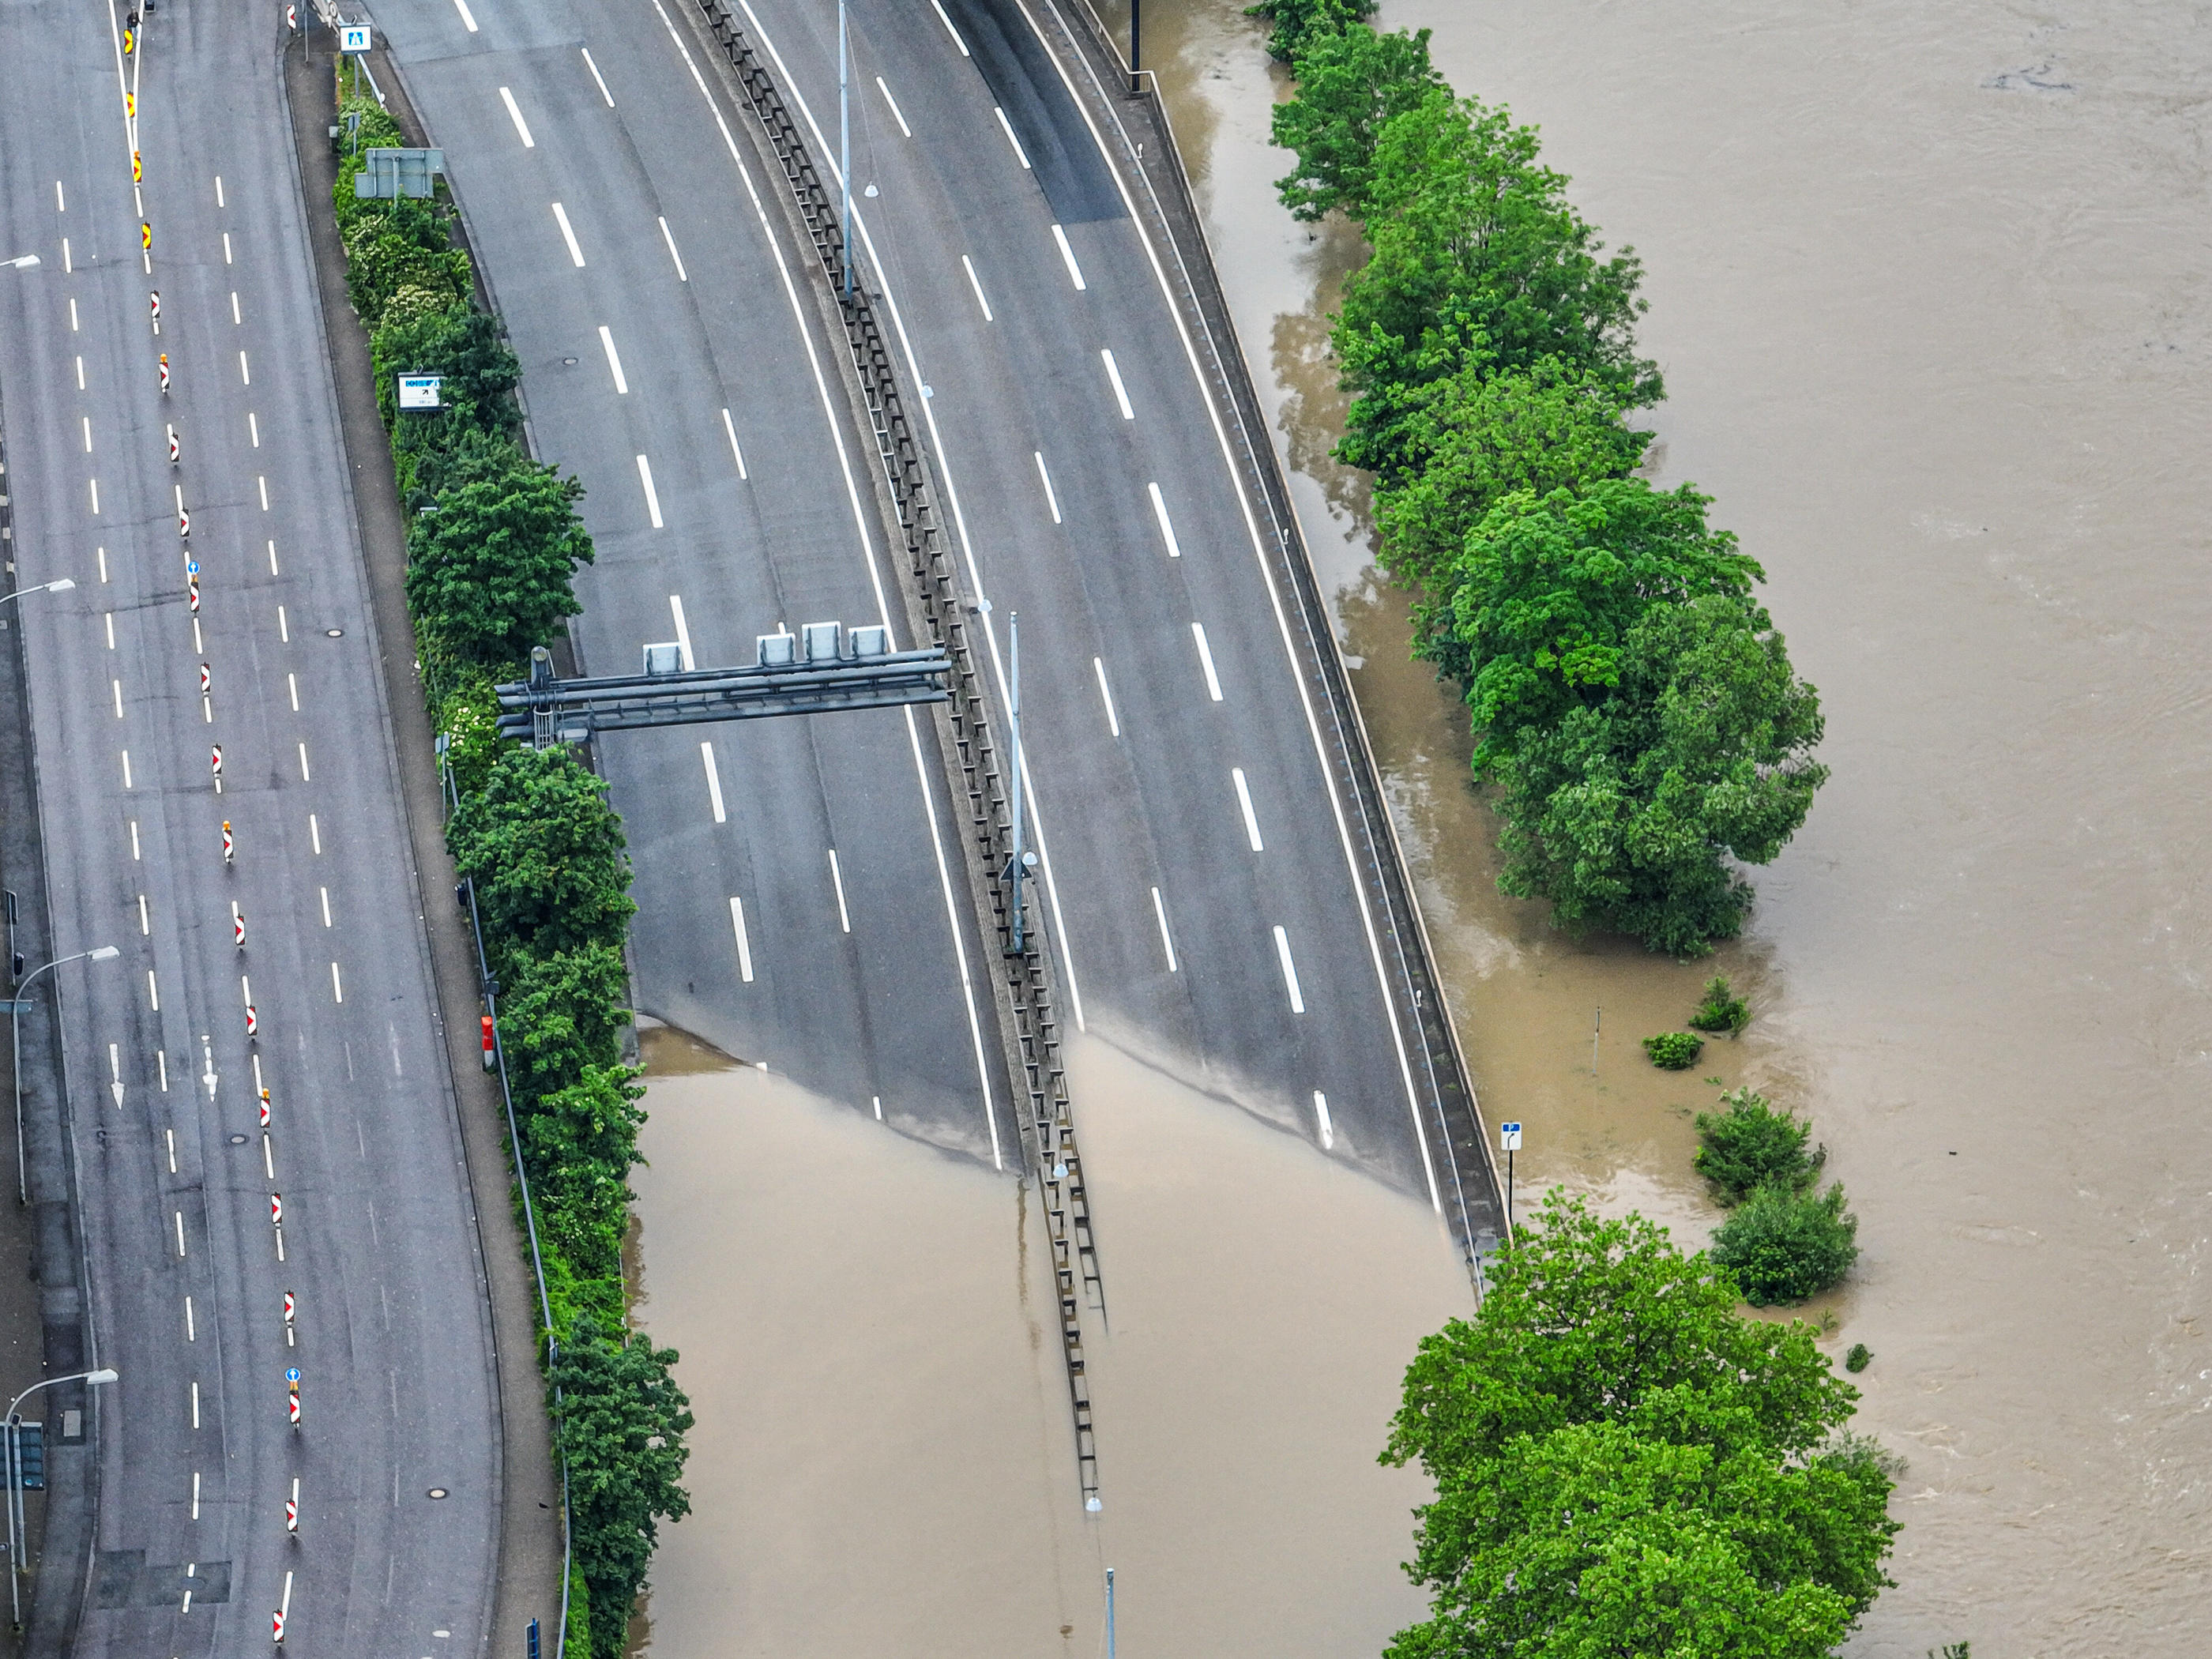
[1255,3,1827,955]
[333,97,687,1657]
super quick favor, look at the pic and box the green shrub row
[1262,20,1827,956]
[331,96,686,1657]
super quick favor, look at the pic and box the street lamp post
[4,1368,116,1630]
[0,580,74,611]
[10,946,118,1205]
[0,257,38,272]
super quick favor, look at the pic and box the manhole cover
[427,1488,448,1499]
[325,628,344,638]
[228,1134,247,1145]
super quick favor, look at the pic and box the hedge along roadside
[331,92,689,1659]
[1254,2,1829,957]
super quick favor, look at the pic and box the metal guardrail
[690,0,1106,1510]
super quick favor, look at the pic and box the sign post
[1499,1122,1522,1240]
[396,374,443,410]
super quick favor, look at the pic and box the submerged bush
[1712,1183,1860,1304]
[1694,1086,1823,1203]
[1845,1342,1872,1374]
[1642,1031,1704,1070]
[1688,972,1751,1034]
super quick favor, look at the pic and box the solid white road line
[1232,766,1263,851]
[1147,481,1181,556]
[657,216,689,280]
[1191,622,1223,701]
[1100,348,1133,418]
[581,47,615,106]
[1151,886,1177,972]
[499,86,536,148]
[551,201,585,266]
[1273,925,1306,1014]
[728,896,754,982]
[453,0,479,32]
[1314,1090,1334,1149]
[875,75,912,138]
[828,848,851,932]
[637,455,663,527]
[1051,223,1086,290]
[994,106,1032,169]
[720,408,748,478]
[1093,656,1119,736]
[1033,451,1061,523]
[669,594,694,668]
[929,0,969,54]
[598,325,628,392]
[960,254,993,321]
[701,742,726,822]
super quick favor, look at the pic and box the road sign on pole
[1499,1121,1522,1151]
[1499,1123,1521,1242]
[338,23,372,51]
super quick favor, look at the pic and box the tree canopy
[1384,1194,1895,1657]
[1270,24,1446,222]
[404,442,594,671]
[1245,0,1377,62]
[500,942,634,1104]
[449,745,635,965]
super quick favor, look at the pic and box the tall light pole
[0,579,73,610]
[5,1368,116,1630]
[11,947,118,1205]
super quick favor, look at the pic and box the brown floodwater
[630,1029,1469,1657]
[1088,0,2212,1652]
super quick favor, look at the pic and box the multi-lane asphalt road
[373,0,1481,1217]
[0,4,498,1653]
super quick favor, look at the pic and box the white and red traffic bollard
[269,1192,282,1227]
[480,1014,495,1071]
[167,424,179,464]
[223,821,235,865]
[158,352,170,393]
[244,1004,258,1037]
[260,1089,272,1128]
[233,905,246,950]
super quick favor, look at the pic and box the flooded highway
[1095,0,2212,1652]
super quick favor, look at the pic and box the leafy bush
[449,747,635,968]
[1712,1183,1860,1304]
[1845,1342,1872,1374]
[1694,1086,1823,1203]
[1244,0,1376,62]
[499,945,634,1104]
[404,443,593,672]
[1689,971,1751,1034]
[551,1319,694,1659]
[1642,1031,1703,1070]
[1386,1192,1896,1657]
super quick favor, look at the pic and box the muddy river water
[632,3,2212,1653]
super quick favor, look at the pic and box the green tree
[1385,1193,1894,1657]
[404,442,593,670]
[449,745,635,965]
[525,1064,645,1284]
[1488,592,1827,954]
[1711,1183,1860,1304]
[551,1319,694,1659]
[1439,478,1762,762]
[1334,90,1658,474]
[1244,0,1375,62]
[1270,24,1444,222]
[500,943,633,1104]
[1695,1087,1823,1205]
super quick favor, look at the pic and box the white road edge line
[669,594,694,668]
[657,216,689,280]
[960,254,993,321]
[1093,656,1119,736]
[1147,480,1181,556]
[551,201,585,266]
[1010,0,1443,1212]
[1100,348,1133,418]
[701,742,727,822]
[994,106,1033,169]
[1273,925,1306,1014]
[1033,451,1061,524]
[728,896,755,983]
[827,848,851,933]
[1191,622,1223,701]
[1151,886,1177,972]
[1051,222,1086,290]
[498,85,535,148]
[581,47,615,107]
[1314,1090,1334,1149]
[598,324,628,393]
[1232,766,1263,851]
[636,454,663,528]
[876,75,912,138]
